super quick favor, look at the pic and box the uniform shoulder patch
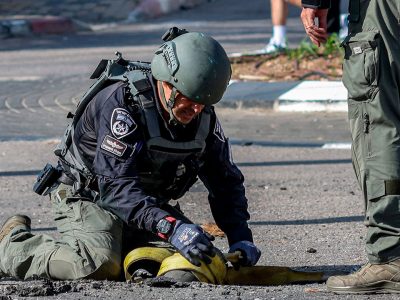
[213,119,226,142]
[101,135,128,157]
[111,108,137,139]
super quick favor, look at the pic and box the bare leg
[271,0,288,26]
[268,0,289,49]
[259,0,301,53]
[286,0,302,8]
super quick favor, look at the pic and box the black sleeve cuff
[301,0,331,9]
[225,225,253,246]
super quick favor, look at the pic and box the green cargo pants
[342,0,400,263]
[0,184,123,280]
[0,183,185,280]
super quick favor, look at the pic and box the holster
[32,163,61,196]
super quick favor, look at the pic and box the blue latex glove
[229,240,261,266]
[169,221,216,266]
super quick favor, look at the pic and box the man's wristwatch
[156,216,177,240]
[301,0,330,9]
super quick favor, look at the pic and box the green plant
[285,38,319,61]
[322,33,344,56]
[285,34,344,61]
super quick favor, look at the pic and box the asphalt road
[0,137,379,300]
[0,0,383,299]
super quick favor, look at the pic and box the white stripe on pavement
[279,81,347,101]
[278,101,348,112]
[277,81,348,112]
[322,143,351,149]
[0,76,43,82]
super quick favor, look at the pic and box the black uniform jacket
[73,81,253,245]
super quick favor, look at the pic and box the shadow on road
[0,170,41,176]
[0,158,352,178]
[249,215,363,226]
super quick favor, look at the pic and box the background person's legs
[264,0,300,53]
[262,0,341,54]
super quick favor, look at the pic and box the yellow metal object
[225,266,325,286]
[157,252,227,284]
[125,248,328,286]
[124,247,174,281]
[224,251,325,286]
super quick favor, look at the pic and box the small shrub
[286,34,344,62]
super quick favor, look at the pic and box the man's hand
[300,7,329,46]
[229,240,261,267]
[169,221,217,266]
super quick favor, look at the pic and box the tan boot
[0,215,31,243]
[327,260,400,294]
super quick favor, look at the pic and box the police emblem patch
[213,119,226,142]
[111,108,137,139]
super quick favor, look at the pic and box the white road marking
[277,81,348,112]
[278,102,348,112]
[38,98,57,112]
[71,97,79,106]
[230,139,351,149]
[21,98,37,113]
[4,98,20,114]
[322,143,351,149]
[0,76,43,82]
[279,81,347,101]
[54,98,71,112]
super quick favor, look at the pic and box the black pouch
[33,163,61,196]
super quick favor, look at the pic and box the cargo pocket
[80,201,121,233]
[342,30,380,101]
[366,179,385,202]
[364,179,385,224]
[365,179,400,230]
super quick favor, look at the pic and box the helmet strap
[158,82,180,126]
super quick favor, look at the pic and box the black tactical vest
[54,53,211,199]
[129,73,211,200]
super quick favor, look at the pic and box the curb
[220,80,347,112]
[220,81,299,109]
[0,16,76,37]
[277,81,348,112]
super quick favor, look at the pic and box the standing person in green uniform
[301,0,400,294]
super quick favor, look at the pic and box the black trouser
[327,0,341,33]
